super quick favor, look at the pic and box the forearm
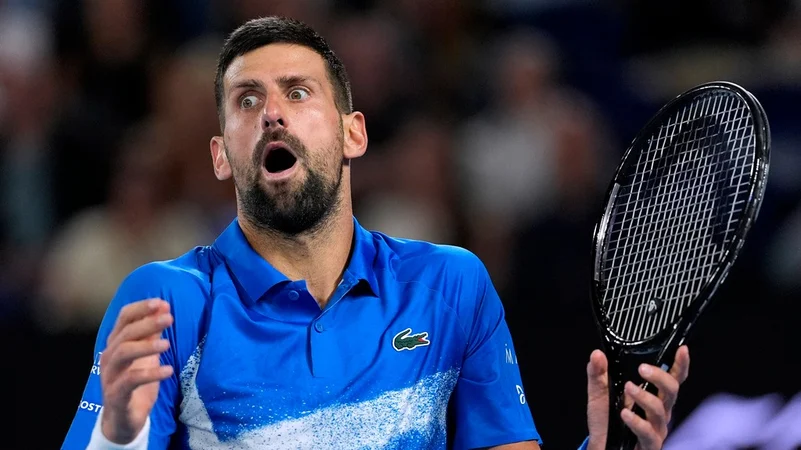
[86,410,150,450]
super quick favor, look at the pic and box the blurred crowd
[3,0,801,448]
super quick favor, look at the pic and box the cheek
[300,107,339,141]
[225,119,259,157]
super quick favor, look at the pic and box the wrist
[585,436,602,450]
[100,409,139,445]
[88,408,150,450]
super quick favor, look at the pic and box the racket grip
[610,371,664,450]
[606,381,640,450]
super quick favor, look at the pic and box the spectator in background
[48,0,154,226]
[356,114,461,244]
[326,11,416,147]
[456,28,564,290]
[376,0,482,117]
[764,4,801,84]
[216,0,332,35]
[766,202,801,294]
[505,90,615,449]
[35,121,213,334]
[150,36,237,234]
[0,7,59,312]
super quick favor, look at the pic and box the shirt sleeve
[60,263,184,450]
[450,259,541,449]
[85,410,150,450]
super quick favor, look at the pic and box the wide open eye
[288,88,309,101]
[240,95,260,109]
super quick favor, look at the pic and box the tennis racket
[589,81,770,450]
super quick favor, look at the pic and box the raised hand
[586,346,691,450]
[99,299,174,444]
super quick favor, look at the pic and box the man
[61,16,690,450]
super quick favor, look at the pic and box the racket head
[590,80,770,354]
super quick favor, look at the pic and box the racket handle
[605,349,675,449]
[607,371,665,450]
[606,380,640,450]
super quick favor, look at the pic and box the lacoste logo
[392,328,430,351]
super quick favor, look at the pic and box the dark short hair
[214,16,353,128]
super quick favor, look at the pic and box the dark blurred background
[2,0,800,449]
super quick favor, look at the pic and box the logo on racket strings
[647,298,664,316]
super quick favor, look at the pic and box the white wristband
[86,408,150,450]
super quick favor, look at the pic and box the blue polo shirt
[61,218,540,449]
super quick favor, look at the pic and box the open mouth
[263,145,298,174]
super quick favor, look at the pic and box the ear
[342,111,368,160]
[210,135,232,180]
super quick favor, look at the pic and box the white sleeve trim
[86,408,150,450]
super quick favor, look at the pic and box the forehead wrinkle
[224,44,331,96]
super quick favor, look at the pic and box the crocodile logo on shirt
[392,328,430,351]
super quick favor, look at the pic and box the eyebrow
[228,75,322,97]
[276,75,321,89]
[229,78,265,94]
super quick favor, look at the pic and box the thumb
[587,350,609,449]
[587,349,608,400]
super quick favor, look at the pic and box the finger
[621,408,662,450]
[107,299,169,345]
[586,350,611,445]
[623,390,634,410]
[625,381,667,433]
[108,365,174,400]
[586,349,609,402]
[639,363,680,414]
[108,313,173,351]
[669,345,690,385]
[104,339,171,375]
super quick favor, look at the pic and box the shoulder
[375,232,486,274]
[105,245,221,326]
[370,231,492,300]
[116,246,215,298]
[96,245,221,346]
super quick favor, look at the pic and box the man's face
[218,43,346,236]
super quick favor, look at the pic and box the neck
[239,206,354,309]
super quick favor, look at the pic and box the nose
[261,95,286,131]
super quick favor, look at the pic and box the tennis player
[61,16,690,450]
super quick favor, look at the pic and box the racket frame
[589,81,770,450]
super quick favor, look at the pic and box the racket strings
[622,96,752,339]
[600,92,755,342]
[615,95,753,339]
